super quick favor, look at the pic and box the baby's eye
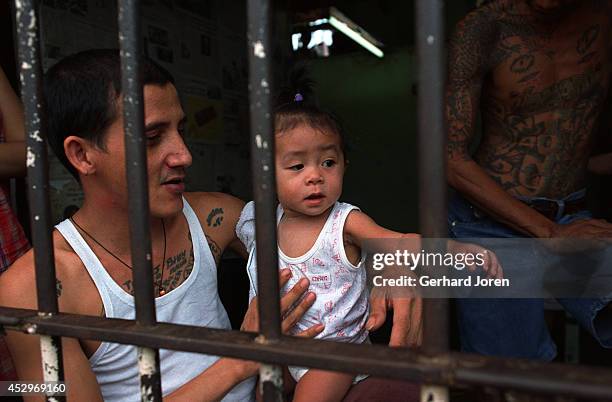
[289,164,304,171]
[322,159,336,168]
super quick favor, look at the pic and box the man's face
[94,83,192,218]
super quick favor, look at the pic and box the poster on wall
[184,94,223,142]
[180,79,224,143]
[175,15,220,81]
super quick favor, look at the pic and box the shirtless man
[446,0,612,359]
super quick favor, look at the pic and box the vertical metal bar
[416,0,449,401]
[247,0,283,400]
[14,1,65,400]
[118,1,162,400]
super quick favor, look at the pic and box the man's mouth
[161,177,184,185]
[161,176,186,193]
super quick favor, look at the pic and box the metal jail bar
[246,0,284,400]
[14,1,65,400]
[416,0,449,401]
[6,0,612,401]
[117,0,163,400]
[2,307,612,399]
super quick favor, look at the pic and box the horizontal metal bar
[1,307,611,398]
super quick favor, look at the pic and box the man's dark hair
[44,49,175,180]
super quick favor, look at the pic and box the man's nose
[167,135,193,168]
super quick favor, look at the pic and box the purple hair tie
[294,93,304,102]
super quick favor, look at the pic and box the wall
[305,2,475,232]
[310,50,419,232]
[39,0,251,222]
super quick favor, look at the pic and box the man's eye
[322,159,336,168]
[289,164,304,171]
[147,134,161,143]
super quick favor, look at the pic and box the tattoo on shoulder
[206,208,224,227]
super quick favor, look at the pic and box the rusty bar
[247,0,283,399]
[1,308,612,399]
[14,0,65,399]
[117,0,162,400]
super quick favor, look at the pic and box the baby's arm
[344,210,502,279]
[343,210,502,347]
[343,211,422,347]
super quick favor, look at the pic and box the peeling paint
[427,35,435,45]
[262,141,268,149]
[30,130,43,142]
[40,336,60,382]
[263,165,269,171]
[28,9,36,30]
[261,78,268,88]
[21,61,32,70]
[138,347,157,375]
[259,364,283,391]
[253,41,266,58]
[26,147,35,167]
[255,134,263,148]
[34,215,39,221]
[421,385,448,402]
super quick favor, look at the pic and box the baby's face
[275,124,345,218]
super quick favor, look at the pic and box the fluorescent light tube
[328,8,383,58]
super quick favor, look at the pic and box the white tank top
[237,201,369,344]
[55,198,255,402]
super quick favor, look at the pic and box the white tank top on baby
[237,201,369,344]
[55,198,255,402]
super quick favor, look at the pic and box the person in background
[446,0,612,361]
[0,64,31,381]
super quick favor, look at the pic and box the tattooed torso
[449,0,612,198]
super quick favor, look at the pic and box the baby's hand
[448,240,503,279]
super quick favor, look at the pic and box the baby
[237,96,501,401]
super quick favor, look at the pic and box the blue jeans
[449,190,612,360]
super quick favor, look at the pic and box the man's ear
[64,136,96,176]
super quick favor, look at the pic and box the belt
[523,198,587,220]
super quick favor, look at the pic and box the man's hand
[549,218,612,239]
[448,240,503,279]
[241,269,324,336]
[543,219,612,254]
[365,288,423,348]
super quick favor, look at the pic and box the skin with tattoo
[447,0,612,238]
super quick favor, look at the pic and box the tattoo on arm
[446,9,496,162]
[206,234,222,264]
[56,279,62,297]
[206,208,224,227]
